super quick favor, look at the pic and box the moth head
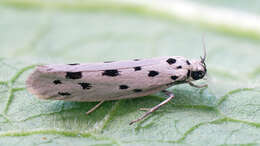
[189,61,207,80]
[189,37,207,81]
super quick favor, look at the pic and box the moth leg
[188,81,208,88]
[129,90,174,125]
[139,108,150,111]
[86,100,105,115]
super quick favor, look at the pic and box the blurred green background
[0,0,260,145]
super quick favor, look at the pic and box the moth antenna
[200,34,207,64]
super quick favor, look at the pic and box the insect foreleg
[188,81,208,88]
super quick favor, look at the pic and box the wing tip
[26,66,51,100]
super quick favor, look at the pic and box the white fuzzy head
[188,59,207,81]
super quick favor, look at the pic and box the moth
[26,47,207,125]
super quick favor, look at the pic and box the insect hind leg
[129,90,174,125]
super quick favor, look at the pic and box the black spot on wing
[104,61,114,63]
[148,71,159,77]
[133,89,142,92]
[177,66,182,69]
[133,59,140,61]
[186,60,191,65]
[166,58,176,65]
[53,80,62,84]
[171,76,178,80]
[78,83,92,90]
[119,85,129,89]
[58,92,71,96]
[134,66,142,71]
[102,70,119,77]
[68,63,79,65]
[66,72,82,79]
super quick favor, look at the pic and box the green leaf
[0,0,260,145]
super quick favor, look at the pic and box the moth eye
[191,71,205,80]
